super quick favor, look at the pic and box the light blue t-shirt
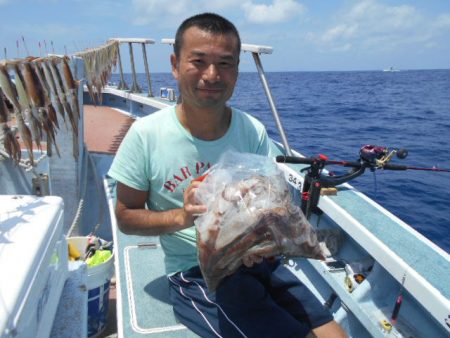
[108,105,269,274]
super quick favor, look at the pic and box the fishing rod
[276,144,450,219]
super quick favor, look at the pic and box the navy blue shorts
[168,259,333,338]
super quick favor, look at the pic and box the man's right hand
[180,180,207,227]
[115,181,205,236]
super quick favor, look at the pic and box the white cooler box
[0,195,68,338]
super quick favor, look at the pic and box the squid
[195,170,325,291]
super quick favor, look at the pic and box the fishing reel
[359,145,408,170]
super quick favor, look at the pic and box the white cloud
[130,0,305,27]
[321,24,358,43]
[131,0,243,26]
[131,0,305,26]
[346,0,420,32]
[242,0,305,24]
[434,13,450,29]
[330,43,352,52]
[312,0,450,53]
[132,0,190,25]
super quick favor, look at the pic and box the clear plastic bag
[195,151,325,291]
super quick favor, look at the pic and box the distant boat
[383,66,400,72]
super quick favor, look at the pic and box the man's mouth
[197,87,224,93]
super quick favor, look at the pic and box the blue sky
[1,0,450,72]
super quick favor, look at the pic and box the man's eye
[220,62,233,68]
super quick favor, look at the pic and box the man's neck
[176,103,231,141]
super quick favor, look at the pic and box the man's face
[171,26,240,110]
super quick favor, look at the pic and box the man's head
[174,13,241,60]
[171,13,241,111]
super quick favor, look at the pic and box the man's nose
[202,64,220,83]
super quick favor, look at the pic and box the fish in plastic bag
[194,151,326,291]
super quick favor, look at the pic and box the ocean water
[114,70,450,253]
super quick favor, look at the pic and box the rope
[67,146,88,237]
[67,149,105,237]
[0,148,47,174]
[24,153,47,171]
[88,152,105,235]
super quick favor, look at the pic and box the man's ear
[170,54,179,80]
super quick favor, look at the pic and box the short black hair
[174,13,241,58]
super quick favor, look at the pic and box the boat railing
[241,43,292,156]
[107,38,155,97]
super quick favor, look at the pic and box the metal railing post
[128,42,141,93]
[141,43,153,97]
[116,46,128,90]
[251,52,292,156]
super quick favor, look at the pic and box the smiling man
[172,24,238,106]
[170,19,240,141]
[108,12,347,338]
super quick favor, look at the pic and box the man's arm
[115,181,207,236]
